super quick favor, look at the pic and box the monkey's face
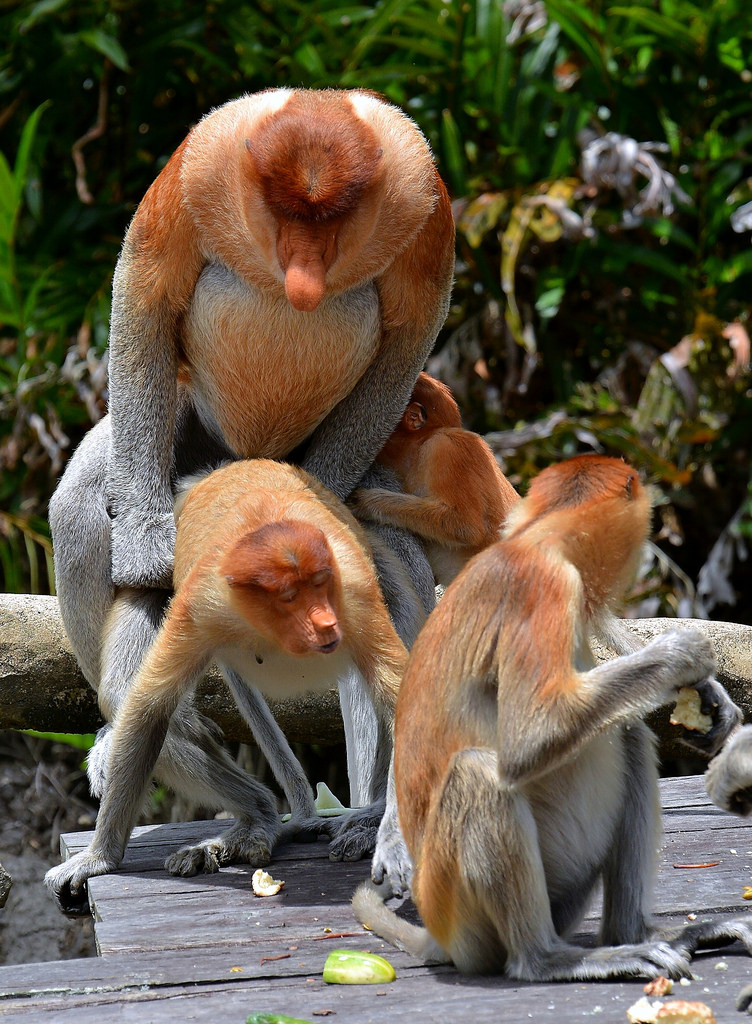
[222,519,343,656]
[269,568,342,656]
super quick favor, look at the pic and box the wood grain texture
[1,777,751,1022]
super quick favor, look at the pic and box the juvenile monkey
[50,87,453,897]
[354,455,752,980]
[351,373,520,585]
[46,460,408,913]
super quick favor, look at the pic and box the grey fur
[46,414,427,911]
[354,627,752,981]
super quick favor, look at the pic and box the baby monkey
[46,460,407,913]
[351,372,520,585]
[354,454,752,981]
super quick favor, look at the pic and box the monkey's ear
[403,402,427,432]
[625,474,636,499]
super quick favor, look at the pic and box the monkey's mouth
[317,639,340,654]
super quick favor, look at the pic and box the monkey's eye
[278,588,298,604]
[311,570,331,588]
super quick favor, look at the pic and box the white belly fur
[182,263,381,457]
[219,640,356,702]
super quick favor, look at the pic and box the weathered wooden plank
[87,834,752,958]
[1,946,750,1023]
[7,776,750,1024]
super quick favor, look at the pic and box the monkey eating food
[354,454,752,981]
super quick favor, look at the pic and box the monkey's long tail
[351,880,450,965]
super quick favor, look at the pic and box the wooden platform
[0,776,751,1022]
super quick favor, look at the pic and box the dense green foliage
[1,0,751,617]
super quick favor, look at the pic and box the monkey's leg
[335,470,432,881]
[220,666,331,843]
[417,748,692,981]
[158,714,281,877]
[598,723,660,945]
[48,416,116,687]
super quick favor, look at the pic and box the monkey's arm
[107,144,205,588]
[45,608,209,912]
[496,628,717,787]
[596,615,741,757]
[352,488,484,547]
[301,173,454,500]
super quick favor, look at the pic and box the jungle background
[0,0,751,962]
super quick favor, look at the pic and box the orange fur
[393,456,652,956]
[166,459,406,712]
[116,88,453,463]
[106,89,455,594]
[351,373,520,584]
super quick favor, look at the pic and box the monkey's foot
[511,940,692,982]
[165,822,275,877]
[279,814,339,844]
[44,850,117,916]
[737,983,752,1014]
[328,804,383,863]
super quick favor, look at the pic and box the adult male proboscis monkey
[354,455,752,981]
[48,86,453,905]
[46,460,408,913]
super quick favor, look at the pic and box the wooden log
[0,594,750,754]
[0,594,344,744]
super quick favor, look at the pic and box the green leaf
[22,731,96,750]
[18,0,70,33]
[78,29,131,71]
[12,102,50,209]
[245,1015,315,1024]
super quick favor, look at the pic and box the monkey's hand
[675,676,742,758]
[644,629,716,707]
[371,812,414,898]
[110,511,175,589]
[705,724,752,816]
[44,850,117,916]
[349,488,390,524]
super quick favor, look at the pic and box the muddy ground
[0,732,97,965]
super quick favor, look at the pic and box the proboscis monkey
[49,86,452,901]
[351,372,520,585]
[109,89,453,588]
[46,459,408,914]
[353,455,752,980]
